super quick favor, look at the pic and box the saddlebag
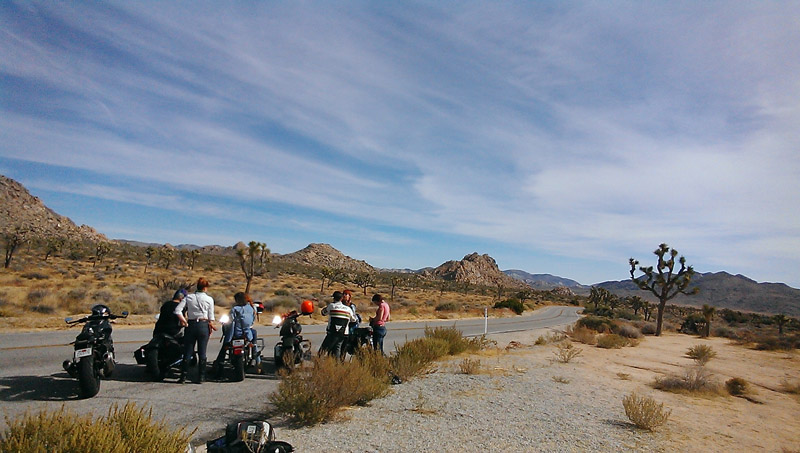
[207,420,293,453]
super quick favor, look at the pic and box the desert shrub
[680,313,706,335]
[0,402,192,453]
[21,272,49,280]
[597,334,629,349]
[424,326,470,355]
[567,325,597,345]
[120,284,157,314]
[26,288,50,304]
[67,287,88,302]
[622,392,671,431]
[755,335,800,351]
[459,358,481,374]
[613,309,638,321]
[494,298,525,315]
[92,289,114,304]
[686,344,717,365]
[725,377,750,396]
[391,337,450,380]
[577,316,613,333]
[552,342,582,363]
[639,322,657,335]
[613,322,644,339]
[269,355,391,425]
[435,302,458,312]
[654,366,722,394]
[712,326,736,339]
[536,331,567,345]
[552,375,570,384]
[265,296,298,312]
[274,289,290,296]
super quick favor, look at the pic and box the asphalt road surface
[0,305,581,444]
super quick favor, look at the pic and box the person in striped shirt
[320,291,356,359]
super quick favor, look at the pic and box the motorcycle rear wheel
[78,356,100,398]
[146,348,165,382]
[232,354,245,381]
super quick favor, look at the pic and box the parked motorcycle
[62,304,128,398]
[216,313,264,381]
[272,307,313,369]
[133,329,185,382]
[343,320,373,357]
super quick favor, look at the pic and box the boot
[177,361,188,384]
[210,360,224,380]
[197,359,207,383]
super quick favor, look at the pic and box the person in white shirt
[320,291,356,359]
[174,277,216,383]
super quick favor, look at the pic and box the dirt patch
[489,328,800,452]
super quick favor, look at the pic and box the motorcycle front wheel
[78,356,100,398]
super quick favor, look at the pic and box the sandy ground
[486,328,800,453]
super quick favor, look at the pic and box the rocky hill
[597,272,800,317]
[0,175,106,242]
[425,252,529,289]
[504,269,589,293]
[274,243,375,274]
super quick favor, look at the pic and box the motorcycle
[343,317,373,357]
[62,304,128,398]
[272,310,312,369]
[216,313,264,381]
[133,327,186,382]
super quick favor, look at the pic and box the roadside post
[484,307,488,335]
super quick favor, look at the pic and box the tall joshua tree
[702,304,716,337]
[630,243,699,336]
[238,241,269,295]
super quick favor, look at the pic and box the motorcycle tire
[146,348,164,382]
[103,354,115,378]
[274,343,284,368]
[78,356,101,398]
[232,354,245,382]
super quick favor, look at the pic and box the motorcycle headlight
[272,315,282,326]
[219,314,229,324]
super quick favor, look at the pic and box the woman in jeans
[369,293,390,354]
[175,277,216,383]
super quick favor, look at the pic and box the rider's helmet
[300,300,314,315]
[91,304,111,317]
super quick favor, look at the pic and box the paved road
[0,305,580,444]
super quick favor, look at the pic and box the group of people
[152,277,391,382]
[320,289,391,359]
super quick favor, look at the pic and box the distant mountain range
[3,174,799,316]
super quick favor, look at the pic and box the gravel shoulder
[256,326,799,453]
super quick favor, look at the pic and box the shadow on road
[0,373,79,401]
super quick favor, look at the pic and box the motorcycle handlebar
[65,311,129,325]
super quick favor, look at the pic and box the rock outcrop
[0,175,107,243]
[426,252,530,289]
[275,243,375,273]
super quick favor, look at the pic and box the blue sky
[2,1,799,287]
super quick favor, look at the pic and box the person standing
[153,289,187,338]
[175,277,216,383]
[369,293,390,354]
[320,291,356,359]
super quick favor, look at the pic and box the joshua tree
[390,275,404,301]
[94,242,111,268]
[144,246,157,274]
[319,266,334,293]
[238,241,269,295]
[43,237,65,261]
[3,225,29,268]
[630,243,699,336]
[773,314,789,336]
[353,272,376,295]
[701,304,716,337]
[189,249,200,270]
[588,286,614,311]
[627,296,647,316]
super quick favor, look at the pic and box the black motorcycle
[343,321,373,357]
[134,330,185,382]
[215,313,264,381]
[272,310,312,369]
[62,304,128,398]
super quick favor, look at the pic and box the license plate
[75,348,92,359]
[232,339,245,347]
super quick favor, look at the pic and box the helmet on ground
[91,304,111,317]
[300,300,314,315]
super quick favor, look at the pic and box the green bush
[577,316,613,333]
[612,322,643,339]
[725,377,750,396]
[435,302,458,312]
[0,403,193,453]
[654,366,722,394]
[494,298,525,315]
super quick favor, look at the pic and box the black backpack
[206,420,293,453]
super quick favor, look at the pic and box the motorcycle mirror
[154,313,161,320]
[64,317,72,323]
[122,311,129,317]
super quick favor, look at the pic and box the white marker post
[484,306,488,335]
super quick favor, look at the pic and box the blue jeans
[184,320,210,361]
[372,325,387,354]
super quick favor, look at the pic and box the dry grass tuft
[686,344,717,365]
[552,341,582,363]
[597,333,630,349]
[458,357,481,375]
[725,377,751,396]
[622,392,671,431]
[566,325,597,345]
[617,372,632,380]
[653,366,723,395]
[551,375,570,384]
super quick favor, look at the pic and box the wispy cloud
[2,1,799,286]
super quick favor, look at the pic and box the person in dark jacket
[153,289,187,338]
